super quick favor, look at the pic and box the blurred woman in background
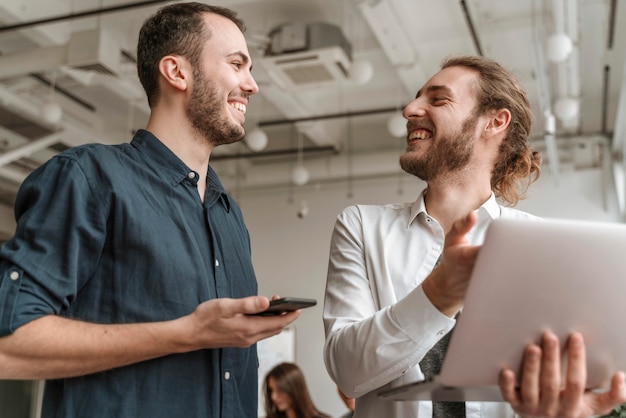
[263,362,331,418]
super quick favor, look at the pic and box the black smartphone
[253,297,317,316]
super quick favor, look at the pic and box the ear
[158,55,191,93]
[485,108,511,136]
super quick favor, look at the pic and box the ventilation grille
[260,46,351,89]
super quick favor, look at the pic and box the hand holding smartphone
[252,297,317,316]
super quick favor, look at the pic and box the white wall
[238,164,623,418]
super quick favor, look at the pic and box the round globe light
[292,164,310,186]
[546,33,573,63]
[554,97,579,122]
[387,113,406,138]
[41,101,63,124]
[245,128,268,151]
[350,60,374,85]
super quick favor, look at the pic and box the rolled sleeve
[0,265,57,335]
[0,154,106,335]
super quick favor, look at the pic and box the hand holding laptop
[500,331,626,418]
[379,216,626,418]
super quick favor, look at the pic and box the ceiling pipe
[602,65,610,135]
[0,0,169,34]
[0,45,67,80]
[459,0,484,56]
[530,0,560,184]
[607,0,618,49]
[213,145,338,162]
[258,105,405,127]
[31,73,96,112]
[213,134,609,193]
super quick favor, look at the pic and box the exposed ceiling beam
[0,132,62,167]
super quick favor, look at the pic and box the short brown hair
[441,55,542,206]
[136,2,245,108]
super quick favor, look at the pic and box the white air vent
[259,22,352,89]
[259,46,351,89]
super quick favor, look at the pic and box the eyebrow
[415,84,454,99]
[228,51,251,69]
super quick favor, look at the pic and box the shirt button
[436,329,446,336]
[188,172,196,179]
[9,271,19,281]
[215,259,220,267]
[224,371,231,380]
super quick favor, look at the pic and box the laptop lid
[379,217,626,402]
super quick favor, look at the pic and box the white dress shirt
[323,190,538,418]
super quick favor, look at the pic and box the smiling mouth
[408,128,432,141]
[229,102,247,115]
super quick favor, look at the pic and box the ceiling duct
[259,22,352,89]
[67,28,121,75]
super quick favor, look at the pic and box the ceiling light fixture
[291,130,310,186]
[554,96,579,122]
[244,127,268,152]
[349,59,374,85]
[387,112,406,138]
[41,101,63,124]
[292,165,310,186]
[40,71,63,125]
[546,32,573,63]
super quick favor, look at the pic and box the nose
[402,96,426,119]
[243,71,259,95]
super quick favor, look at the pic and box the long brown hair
[263,362,329,418]
[441,55,542,206]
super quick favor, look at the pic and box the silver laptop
[378,217,626,402]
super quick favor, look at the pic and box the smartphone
[253,297,317,316]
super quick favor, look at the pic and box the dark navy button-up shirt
[0,129,258,418]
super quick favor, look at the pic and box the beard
[185,67,245,146]
[399,112,478,181]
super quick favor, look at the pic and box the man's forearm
[0,314,190,379]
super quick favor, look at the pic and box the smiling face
[185,13,259,146]
[399,66,484,181]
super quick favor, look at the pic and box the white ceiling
[0,0,624,207]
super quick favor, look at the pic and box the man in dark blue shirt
[0,3,300,417]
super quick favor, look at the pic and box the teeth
[229,102,246,114]
[409,129,432,140]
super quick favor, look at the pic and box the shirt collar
[408,188,501,228]
[206,165,231,212]
[130,129,230,209]
[131,129,193,186]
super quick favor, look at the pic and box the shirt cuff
[391,285,456,345]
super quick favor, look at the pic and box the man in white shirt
[323,55,626,418]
